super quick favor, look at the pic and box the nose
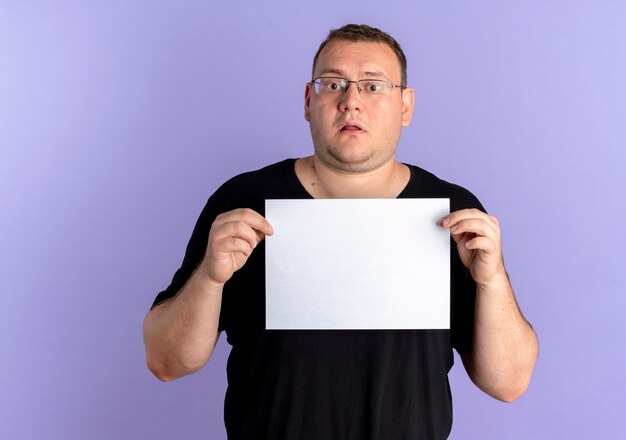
[339,81,362,111]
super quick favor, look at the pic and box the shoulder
[219,158,296,190]
[213,158,297,198]
[404,163,486,213]
[207,158,304,215]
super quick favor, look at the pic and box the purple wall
[2,1,625,438]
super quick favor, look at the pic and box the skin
[143,39,538,403]
[143,208,273,381]
[298,40,415,199]
[305,40,413,174]
[440,209,538,401]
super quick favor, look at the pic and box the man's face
[304,39,414,173]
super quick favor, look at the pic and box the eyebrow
[362,70,387,78]
[318,68,390,81]
[318,68,347,77]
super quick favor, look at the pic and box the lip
[338,121,366,133]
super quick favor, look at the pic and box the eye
[322,79,343,92]
[365,81,384,93]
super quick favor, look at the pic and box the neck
[296,155,409,199]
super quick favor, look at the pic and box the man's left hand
[439,209,506,286]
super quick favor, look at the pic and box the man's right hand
[144,207,272,381]
[197,208,274,286]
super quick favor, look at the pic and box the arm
[440,209,538,402]
[143,208,274,382]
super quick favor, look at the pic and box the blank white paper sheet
[265,198,450,330]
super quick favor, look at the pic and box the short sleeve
[150,192,224,324]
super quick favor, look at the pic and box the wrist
[190,267,225,297]
[476,270,510,294]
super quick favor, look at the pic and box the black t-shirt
[151,159,485,440]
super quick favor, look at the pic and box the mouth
[339,122,365,133]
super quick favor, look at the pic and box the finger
[464,236,497,254]
[487,214,499,226]
[212,220,261,250]
[212,236,254,257]
[450,218,496,238]
[439,208,497,229]
[215,208,274,236]
[450,228,474,246]
[255,229,267,243]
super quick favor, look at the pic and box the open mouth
[340,123,364,132]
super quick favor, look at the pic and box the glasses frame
[310,76,405,98]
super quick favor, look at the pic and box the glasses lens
[313,78,396,98]
[315,78,346,95]
[360,80,390,97]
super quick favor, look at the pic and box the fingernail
[442,217,449,226]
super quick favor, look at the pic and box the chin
[313,138,397,172]
[330,152,394,173]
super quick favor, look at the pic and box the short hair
[312,24,408,87]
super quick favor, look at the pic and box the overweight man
[143,24,538,440]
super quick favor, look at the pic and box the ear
[304,82,312,122]
[400,87,415,127]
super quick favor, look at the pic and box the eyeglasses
[311,76,404,99]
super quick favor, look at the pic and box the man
[143,24,538,439]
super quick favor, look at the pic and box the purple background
[1,1,625,439]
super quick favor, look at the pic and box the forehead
[314,40,401,82]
